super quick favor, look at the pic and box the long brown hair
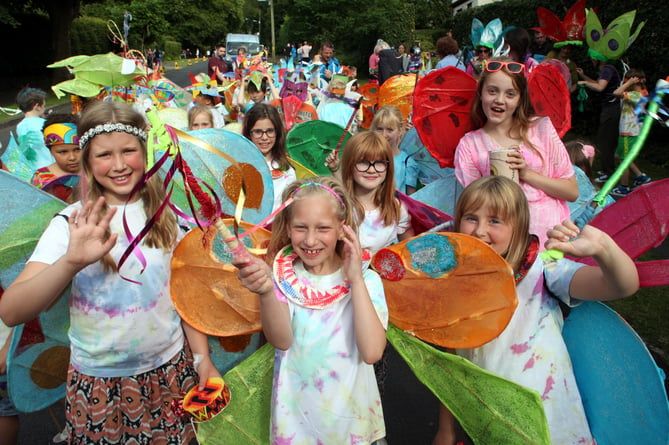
[454,176,530,274]
[242,103,291,171]
[78,101,178,270]
[340,131,400,226]
[471,57,537,153]
[266,176,356,263]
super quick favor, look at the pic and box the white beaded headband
[79,122,148,149]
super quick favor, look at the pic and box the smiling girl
[0,101,219,443]
[433,176,638,445]
[454,57,577,247]
[234,177,388,444]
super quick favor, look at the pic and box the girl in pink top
[454,58,577,247]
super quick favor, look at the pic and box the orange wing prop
[372,232,517,348]
[171,220,271,336]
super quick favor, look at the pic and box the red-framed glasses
[484,61,525,74]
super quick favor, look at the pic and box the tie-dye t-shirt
[271,260,388,444]
[29,200,184,377]
[359,203,411,255]
[457,257,594,444]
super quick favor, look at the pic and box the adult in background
[377,40,403,86]
[435,35,465,71]
[318,40,341,82]
[299,41,312,62]
[530,30,553,61]
[208,44,231,85]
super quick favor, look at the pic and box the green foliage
[72,16,112,55]
[163,39,182,60]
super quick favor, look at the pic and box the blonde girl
[433,176,638,445]
[0,101,219,443]
[234,177,388,444]
[454,57,578,247]
[187,104,215,130]
[371,105,415,194]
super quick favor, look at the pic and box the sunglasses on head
[485,61,525,74]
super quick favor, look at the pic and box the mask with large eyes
[585,8,645,61]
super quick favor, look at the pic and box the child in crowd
[192,89,227,127]
[454,58,577,247]
[187,104,215,130]
[371,105,414,194]
[31,113,81,188]
[611,69,651,197]
[14,87,54,169]
[327,131,414,254]
[234,72,279,118]
[564,140,614,226]
[234,177,388,444]
[0,101,219,443]
[242,103,296,212]
[433,175,639,445]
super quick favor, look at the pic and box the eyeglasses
[476,47,491,55]
[355,159,389,173]
[250,128,276,139]
[485,61,525,74]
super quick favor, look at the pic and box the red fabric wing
[412,67,477,168]
[528,63,571,138]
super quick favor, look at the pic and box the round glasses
[485,61,525,74]
[355,159,389,173]
[250,128,276,139]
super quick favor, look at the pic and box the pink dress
[455,117,574,247]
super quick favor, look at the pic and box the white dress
[270,247,388,444]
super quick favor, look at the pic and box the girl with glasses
[242,103,296,212]
[454,57,578,248]
[331,131,415,255]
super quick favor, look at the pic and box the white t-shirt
[358,202,411,254]
[272,256,387,444]
[29,200,184,377]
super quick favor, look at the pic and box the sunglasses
[485,61,525,74]
[476,47,491,54]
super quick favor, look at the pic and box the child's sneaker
[611,185,631,198]
[594,174,609,184]
[632,174,651,188]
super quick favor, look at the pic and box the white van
[225,33,261,61]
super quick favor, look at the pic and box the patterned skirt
[63,347,198,444]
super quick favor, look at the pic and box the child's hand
[340,225,363,281]
[233,255,273,295]
[65,197,118,270]
[506,148,528,178]
[324,150,340,173]
[195,355,222,390]
[544,220,610,257]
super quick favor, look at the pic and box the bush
[72,16,114,55]
[163,40,182,60]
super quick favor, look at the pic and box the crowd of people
[0,2,659,444]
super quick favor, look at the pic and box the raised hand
[65,197,118,270]
[340,224,363,282]
[544,220,611,258]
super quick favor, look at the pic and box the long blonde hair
[266,176,356,263]
[454,176,530,274]
[340,131,400,226]
[78,101,178,270]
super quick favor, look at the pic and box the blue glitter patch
[407,233,457,278]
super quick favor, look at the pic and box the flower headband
[43,122,79,148]
[79,122,148,149]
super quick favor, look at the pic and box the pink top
[455,117,574,247]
